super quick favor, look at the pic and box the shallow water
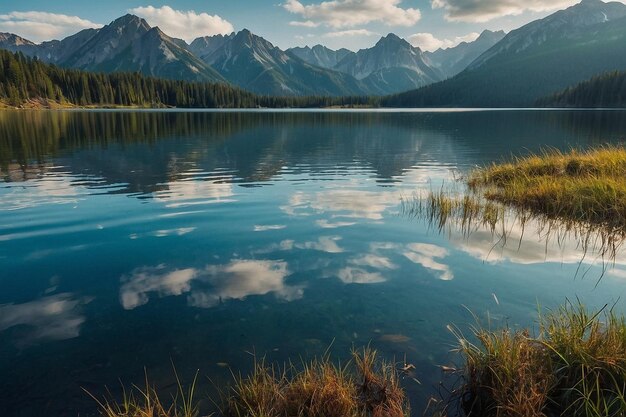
[1,109,626,416]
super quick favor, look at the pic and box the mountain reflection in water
[1,110,626,417]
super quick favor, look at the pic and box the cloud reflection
[153,179,235,208]
[120,260,303,310]
[294,236,345,253]
[0,293,89,342]
[449,216,626,267]
[120,265,198,310]
[371,241,454,281]
[337,268,386,284]
[316,219,357,229]
[402,243,454,281]
[0,174,81,211]
[350,254,398,270]
[282,189,400,220]
[129,227,196,240]
[188,260,304,308]
[254,225,287,232]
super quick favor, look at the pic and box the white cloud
[283,0,421,28]
[431,0,579,23]
[289,20,320,27]
[129,5,234,43]
[323,29,379,38]
[408,32,479,51]
[0,11,102,43]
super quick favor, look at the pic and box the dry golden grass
[224,348,409,417]
[401,146,626,267]
[453,303,626,417]
[467,146,626,231]
[87,368,199,417]
[91,349,409,417]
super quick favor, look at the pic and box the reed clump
[402,146,626,266]
[467,146,626,231]
[225,348,409,417]
[456,303,626,417]
[87,369,199,417]
[402,189,505,236]
[91,348,409,417]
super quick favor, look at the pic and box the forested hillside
[0,50,373,108]
[537,71,626,107]
[380,1,626,108]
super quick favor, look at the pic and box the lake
[2,109,626,416]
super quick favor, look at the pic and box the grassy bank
[448,303,626,417]
[467,146,626,231]
[90,305,626,417]
[90,348,409,417]
[402,146,626,264]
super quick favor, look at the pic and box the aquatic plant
[89,348,409,417]
[401,146,626,272]
[448,302,626,417]
[224,347,409,417]
[86,366,199,417]
[468,146,626,231]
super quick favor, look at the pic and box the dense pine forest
[0,50,375,109]
[537,71,626,108]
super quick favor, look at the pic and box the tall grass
[468,146,626,231]
[89,349,409,417]
[224,348,409,417]
[451,303,626,417]
[402,146,626,268]
[86,367,199,417]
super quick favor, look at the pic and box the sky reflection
[3,110,626,416]
[0,293,90,343]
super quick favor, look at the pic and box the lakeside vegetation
[403,146,626,266]
[402,146,626,415]
[445,302,626,417]
[467,146,626,232]
[90,348,409,417]
[90,304,626,417]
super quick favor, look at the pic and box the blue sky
[0,0,599,51]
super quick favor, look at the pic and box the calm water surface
[2,110,626,416]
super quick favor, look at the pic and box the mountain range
[385,0,626,107]
[2,0,626,105]
[0,14,502,96]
